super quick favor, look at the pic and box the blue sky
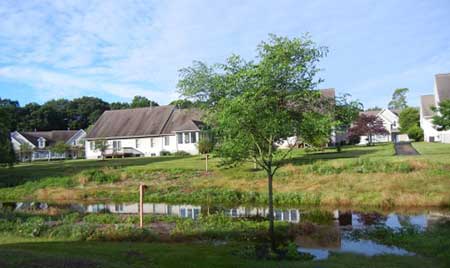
[0,0,449,108]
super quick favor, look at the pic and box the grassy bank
[1,142,450,207]
[0,210,448,268]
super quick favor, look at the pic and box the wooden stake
[139,184,145,228]
[205,154,208,173]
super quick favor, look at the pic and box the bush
[173,151,190,157]
[407,125,424,141]
[16,217,48,237]
[160,150,172,156]
[87,225,157,242]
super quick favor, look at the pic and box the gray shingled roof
[420,95,436,117]
[20,130,79,147]
[86,105,204,139]
[360,110,381,117]
[435,73,450,102]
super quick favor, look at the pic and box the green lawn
[0,142,449,207]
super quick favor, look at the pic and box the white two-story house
[420,73,450,143]
[84,105,204,159]
[357,109,409,145]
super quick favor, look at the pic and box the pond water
[1,201,449,260]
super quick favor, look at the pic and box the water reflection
[2,201,449,260]
[1,202,446,229]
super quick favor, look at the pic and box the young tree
[388,88,409,110]
[178,34,327,249]
[399,107,423,141]
[197,138,214,172]
[94,140,109,160]
[348,114,389,146]
[432,99,450,131]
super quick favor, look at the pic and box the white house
[357,109,409,145]
[420,73,450,143]
[10,129,86,161]
[84,105,204,159]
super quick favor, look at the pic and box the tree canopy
[130,96,159,108]
[388,88,409,110]
[432,99,450,131]
[399,107,423,141]
[0,96,159,132]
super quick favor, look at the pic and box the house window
[184,133,190,143]
[90,141,95,151]
[190,132,197,143]
[115,204,124,212]
[150,138,154,148]
[164,136,170,146]
[113,140,121,151]
[177,133,183,144]
[180,208,186,217]
[135,139,140,148]
[38,138,45,148]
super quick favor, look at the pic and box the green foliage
[50,141,70,154]
[299,112,334,148]
[399,107,420,133]
[388,88,409,110]
[406,125,424,141]
[16,217,48,237]
[0,107,15,166]
[160,150,172,156]
[79,169,120,184]
[130,96,159,108]
[335,93,363,129]
[432,99,450,131]
[197,139,214,154]
[173,151,190,157]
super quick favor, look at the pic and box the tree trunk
[267,173,275,250]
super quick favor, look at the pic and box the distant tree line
[0,96,201,132]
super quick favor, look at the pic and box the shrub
[16,217,48,237]
[160,150,172,156]
[407,125,424,141]
[173,151,190,157]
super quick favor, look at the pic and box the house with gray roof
[84,105,204,159]
[356,109,409,145]
[420,73,450,143]
[10,129,86,161]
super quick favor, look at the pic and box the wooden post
[139,184,146,228]
[205,154,208,173]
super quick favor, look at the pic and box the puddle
[298,238,414,260]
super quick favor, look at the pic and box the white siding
[85,132,200,159]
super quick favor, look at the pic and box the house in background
[278,88,338,148]
[84,105,204,159]
[10,130,86,161]
[420,73,450,143]
[357,109,409,145]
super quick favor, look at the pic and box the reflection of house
[10,130,86,161]
[85,203,202,219]
[84,106,204,159]
[420,73,450,143]
[357,109,409,145]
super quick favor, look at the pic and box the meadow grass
[0,142,449,207]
